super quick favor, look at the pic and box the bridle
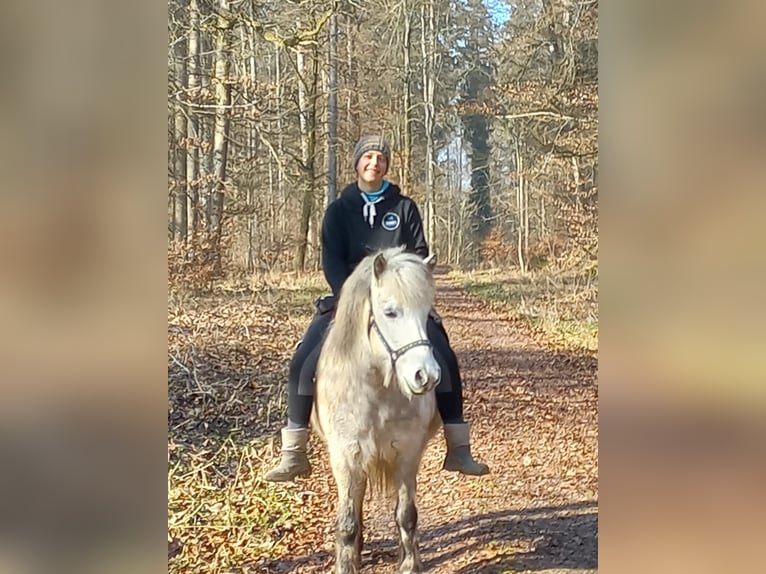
[368,310,432,374]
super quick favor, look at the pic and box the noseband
[368,311,432,374]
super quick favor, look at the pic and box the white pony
[313,247,442,574]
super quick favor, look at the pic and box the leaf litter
[168,272,597,573]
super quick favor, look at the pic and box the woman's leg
[285,311,333,426]
[428,316,489,476]
[291,341,324,426]
[265,311,332,481]
[429,317,464,423]
[287,353,317,429]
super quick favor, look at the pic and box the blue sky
[485,0,511,27]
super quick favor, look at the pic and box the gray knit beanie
[352,135,391,171]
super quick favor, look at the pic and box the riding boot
[264,428,312,482]
[442,422,490,476]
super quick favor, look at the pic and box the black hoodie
[321,181,429,295]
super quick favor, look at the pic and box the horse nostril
[415,369,426,385]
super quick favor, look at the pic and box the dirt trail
[260,271,598,573]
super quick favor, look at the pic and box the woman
[265,135,489,481]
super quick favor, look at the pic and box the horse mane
[329,246,434,358]
[329,254,375,356]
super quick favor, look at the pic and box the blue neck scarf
[360,181,390,227]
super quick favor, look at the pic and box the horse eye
[384,308,399,319]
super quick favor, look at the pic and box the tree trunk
[420,0,435,248]
[346,12,359,171]
[401,1,412,191]
[209,0,232,270]
[245,5,259,273]
[275,45,285,240]
[295,47,318,272]
[172,0,188,243]
[515,141,526,273]
[326,10,338,207]
[186,0,201,238]
[524,167,529,260]
[455,134,466,267]
[541,189,547,256]
[446,140,453,263]
[197,30,213,232]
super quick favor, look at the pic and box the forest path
[259,268,598,573]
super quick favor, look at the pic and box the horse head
[369,249,441,397]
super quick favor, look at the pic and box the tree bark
[172,0,188,243]
[420,0,435,248]
[275,45,284,240]
[401,0,412,192]
[295,46,318,272]
[209,0,232,269]
[346,11,359,172]
[326,9,338,207]
[515,140,527,273]
[186,0,201,238]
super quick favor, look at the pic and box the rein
[368,311,432,374]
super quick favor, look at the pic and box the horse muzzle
[409,365,441,395]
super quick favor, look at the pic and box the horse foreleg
[331,454,366,574]
[395,474,422,574]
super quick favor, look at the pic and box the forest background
[167,0,598,283]
[167,1,598,571]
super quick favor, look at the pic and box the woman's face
[356,151,388,187]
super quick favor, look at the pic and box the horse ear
[423,253,437,272]
[374,252,387,279]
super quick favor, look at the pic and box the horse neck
[331,282,373,357]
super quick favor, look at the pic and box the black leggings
[286,311,465,426]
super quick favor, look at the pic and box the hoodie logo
[381,212,400,231]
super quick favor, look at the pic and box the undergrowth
[458,264,598,353]
[168,435,302,573]
[168,276,325,573]
[167,264,597,573]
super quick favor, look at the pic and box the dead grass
[168,436,302,572]
[455,263,598,353]
[168,267,597,573]
[168,278,328,573]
